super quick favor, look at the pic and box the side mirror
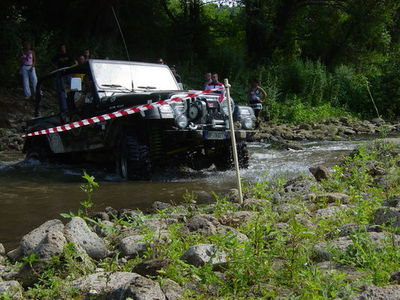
[70,77,82,91]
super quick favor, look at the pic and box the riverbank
[1,139,400,298]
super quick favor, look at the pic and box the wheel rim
[120,154,128,178]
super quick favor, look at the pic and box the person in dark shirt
[52,44,75,69]
[170,65,181,83]
[52,44,74,112]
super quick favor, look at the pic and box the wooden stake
[224,78,243,205]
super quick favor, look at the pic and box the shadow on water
[0,140,366,250]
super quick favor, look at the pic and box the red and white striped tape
[22,87,224,138]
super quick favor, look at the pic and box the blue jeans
[21,65,37,98]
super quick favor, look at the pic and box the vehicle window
[91,61,179,91]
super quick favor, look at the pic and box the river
[0,140,365,250]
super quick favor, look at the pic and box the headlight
[159,104,173,114]
[242,117,253,129]
[175,115,188,129]
[220,98,235,116]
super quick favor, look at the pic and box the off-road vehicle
[24,59,256,179]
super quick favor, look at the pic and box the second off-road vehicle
[24,59,256,179]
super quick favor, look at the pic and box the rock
[20,219,64,257]
[299,123,312,130]
[314,232,400,261]
[307,192,350,204]
[16,261,47,287]
[327,224,360,238]
[179,214,220,236]
[119,208,142,220]
[0,280,23,299]
[152,201,172,211]
[382,194,400,207]
[6,247,23,262]
[217,226,249,242]
[317,261,365,281]
[374,207,400,228]
[119,235,148,257]
[371,118,385,125]
[119,275,166,300]
[94,220,116,237]
[243,199,271,211]
[144,218,178,232]
[0,244,5,256]
[181,244,227,267]
[283,178,321,196]
[274,203,303,215]
[64,217,108,260]
[219,211,258,227]
[133,258,171,277]
[315,205,348,220]
[161,279,184,300]
[390,271,400,284]
[309,165,331,181]
[34,230,67,260]
[70,272,165,300]
[90,211,110,221]
[343,128,356,135]
[105,206,118,218]
[225,188,240,203]
[353,285,400,299]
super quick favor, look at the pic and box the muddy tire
[237,142,249,169]
[213,142,249,171]
[115,132,151,180]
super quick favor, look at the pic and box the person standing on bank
[248,79,267,123]
[20,42,38,100]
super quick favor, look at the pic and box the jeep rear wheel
[25,138,52,162]
[115,132,151,180]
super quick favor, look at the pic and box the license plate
[204,131,227,140]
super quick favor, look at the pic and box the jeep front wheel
[115,132,151,180]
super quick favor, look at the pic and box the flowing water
[0,140,366,250]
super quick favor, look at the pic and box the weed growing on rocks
[5,140,400,298]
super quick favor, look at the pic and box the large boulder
[181,244,227,267]
[0,280,23,299]
[20,219,64,257]
[64,217,108,260]
[33,230,67,260]
[70,272,165,300]
[0,243,5,256]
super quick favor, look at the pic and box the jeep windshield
[91,60,180,93]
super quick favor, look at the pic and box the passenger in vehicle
[20,42,38,100]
